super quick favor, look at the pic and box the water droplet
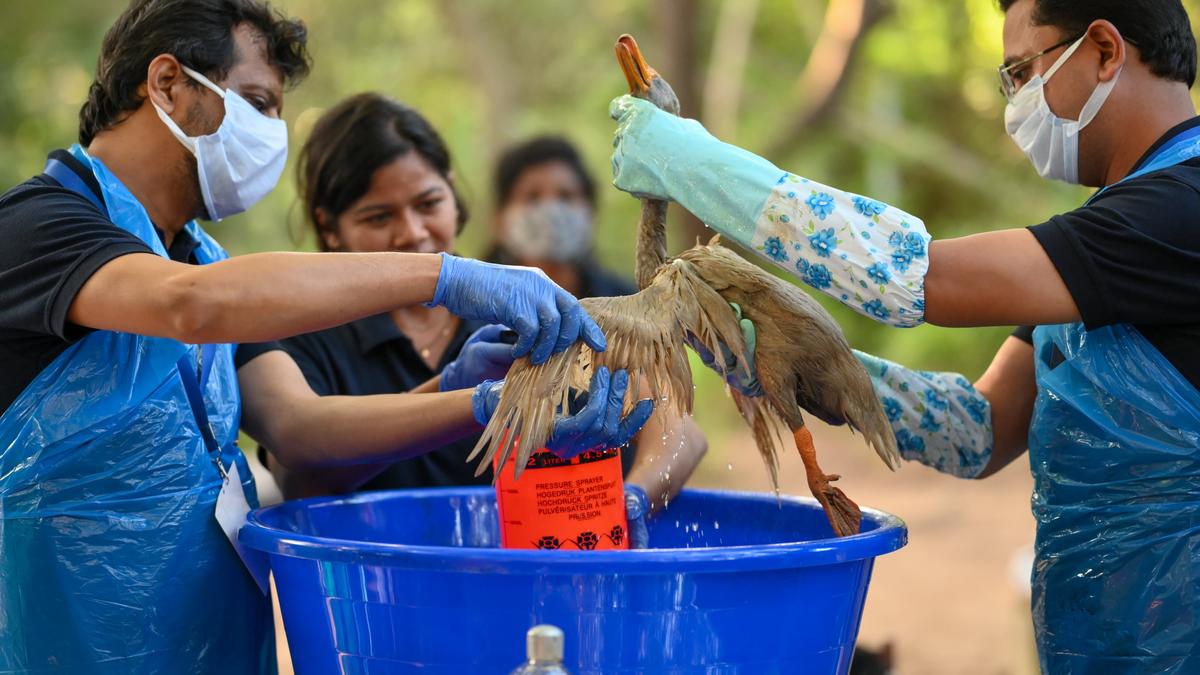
[726,463,734,471]
[714,521,721,530]
[674,520,680,528]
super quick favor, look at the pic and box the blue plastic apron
[0,146,272,674]
[1029,125,1200,674]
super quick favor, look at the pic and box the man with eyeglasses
[605,0,1200,671]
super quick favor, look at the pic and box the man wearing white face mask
[608,0,1200,671]
[0,2,653,673]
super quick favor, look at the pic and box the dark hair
[298,93,469,251]
[493,136,597,209]
[79,0,310,145]
[999,0,1197,87]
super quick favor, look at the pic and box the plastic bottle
[509,625,571,675]
[494,445,629,551]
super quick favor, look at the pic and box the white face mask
[1004,36,1121,184]
[501,201,594,263]
[152,65,288,220]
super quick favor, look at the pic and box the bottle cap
[526,624,564,662]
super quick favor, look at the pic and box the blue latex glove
[472,367,654,459]
[430,253,607,364]
[439,324,516,391]
[687,302,762,396]
[624,484,650,550]
[610,95,931,328]
[854,350,993,478]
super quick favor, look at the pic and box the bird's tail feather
[729,391,786,492]
[838,364,902,471]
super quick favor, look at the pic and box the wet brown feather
[467,32,899,488]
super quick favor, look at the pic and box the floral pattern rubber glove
[853,350,993,478]
[610,94,930,327]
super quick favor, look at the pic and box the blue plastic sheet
[0,146,272,673]
[1029,322,1200,674]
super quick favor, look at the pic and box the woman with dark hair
[490,136,635,298]
[267,94,706,506]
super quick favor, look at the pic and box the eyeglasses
[997,33,1084,100]
[998,33,1141,100]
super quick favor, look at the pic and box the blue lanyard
[1091,121,1200,202]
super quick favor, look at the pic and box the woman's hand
[439,324,516,391]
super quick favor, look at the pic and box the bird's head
[615,34,680,116]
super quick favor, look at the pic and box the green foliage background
[2,0,1197,441]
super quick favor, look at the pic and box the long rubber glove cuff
[853,350,993,478]
[624,484,650,549]
[611,95,930,327]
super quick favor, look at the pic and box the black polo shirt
[262,313,639,490]
[0,149,272,414]
[1012,117,1200,390]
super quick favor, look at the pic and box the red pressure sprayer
[489,330,630,550]
[494,446,629,551]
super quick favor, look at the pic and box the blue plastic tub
[241,487,906,674]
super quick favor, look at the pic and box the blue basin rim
[240,488,907,574]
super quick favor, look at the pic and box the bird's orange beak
[615,34,656,97]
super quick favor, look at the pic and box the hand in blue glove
[472,367,654,459]
[624,484,650,549]
[431,253,607,365]
[439,324,516,391]
[687,302,762,397]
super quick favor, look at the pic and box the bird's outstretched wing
[467,260,750,480]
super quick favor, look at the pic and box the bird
[468,34,899,537]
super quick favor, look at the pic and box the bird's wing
[679,241,901,471]
[466,281,698,480]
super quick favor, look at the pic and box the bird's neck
[635,199,669,289]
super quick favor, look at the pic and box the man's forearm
[924,231,1081,328]
[972,337,1038,479]
[71,250,443,344]
[173,251,443,343]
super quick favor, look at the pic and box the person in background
[265,94,706,511]
[489,136,635,298]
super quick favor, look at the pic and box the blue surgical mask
[152,65,288,220]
